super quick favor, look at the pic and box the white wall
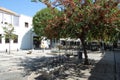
[0,10,33,51]
[15,14,33,50]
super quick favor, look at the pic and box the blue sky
[0,0,46,17]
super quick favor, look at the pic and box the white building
[0,7,33,51]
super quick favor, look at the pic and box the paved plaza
[0,49,119,80]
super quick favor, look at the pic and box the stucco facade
[0,7,33,51]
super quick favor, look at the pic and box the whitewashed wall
[18,14,33,50]
[0,10,33,51]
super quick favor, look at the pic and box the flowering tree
[88,0,120,42]
[32,0,120,64]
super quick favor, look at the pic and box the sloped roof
[0,7,19,16]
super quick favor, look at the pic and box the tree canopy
[33,7,59,38]
[32,0,120,64]
[33,0,120,41]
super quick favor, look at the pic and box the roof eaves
[0,7,19,16]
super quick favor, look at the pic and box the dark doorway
[33,36,40,49]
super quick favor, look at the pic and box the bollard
[6,49,7,53]
[78,51,82,60]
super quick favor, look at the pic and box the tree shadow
[19,56,53,75]
[88,51,115,80]
[19,54,96,80]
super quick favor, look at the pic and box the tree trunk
[80,38,89,65]
[50,38,53,49]
[9,39,11,54]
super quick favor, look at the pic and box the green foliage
[86,0,120,43]
[32,0,120,43]
[31,0,44,2]
[32,7,59,38]
[32,0,120,65]
[2,24,17,54]
[3,24,17,40]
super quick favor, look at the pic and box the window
[13,16,19,26]
[0,34,2,43]
[5,37,10,43]
[25,22,29,27]
[13,35,18,43]
[3,13,12,24]
[0,13,3,24]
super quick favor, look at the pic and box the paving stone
[0,71,27,80]
[0,50,120,80]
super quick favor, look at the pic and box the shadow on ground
[88,50,115,80]
[19,53,96,80]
